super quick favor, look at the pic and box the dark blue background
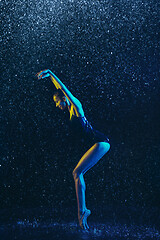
[1,0,160,220]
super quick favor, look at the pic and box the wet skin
[37,70,110,230]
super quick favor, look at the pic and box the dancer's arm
[37,69,82,108]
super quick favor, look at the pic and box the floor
[0,207,159,240]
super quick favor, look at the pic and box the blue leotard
[69,115,109,146]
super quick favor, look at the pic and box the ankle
[79,209,84,218]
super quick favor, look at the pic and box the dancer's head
[53,89,68,110]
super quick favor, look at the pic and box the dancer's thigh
[73,142,110,176]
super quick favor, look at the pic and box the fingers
[36,70,44,77]
[35,71,43,79]
[41,73,50,79]
[36,69,50,79]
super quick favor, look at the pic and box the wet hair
[53,89,65,100]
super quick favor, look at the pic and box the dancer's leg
[72,142,110,230]
[73,173,86,214]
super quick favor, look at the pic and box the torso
[68,103,109,145]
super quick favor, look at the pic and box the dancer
[37,69,110,230]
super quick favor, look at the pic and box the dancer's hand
[36,69,52,79]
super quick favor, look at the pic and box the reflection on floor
[0,207,159,240]
[1,221,160,240]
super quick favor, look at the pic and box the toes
[82,219,89,230]
[81,224,88,231]
[79,209,91,231]
[84,219,89,230]
[85,222,89,229]
[83,224,89,232]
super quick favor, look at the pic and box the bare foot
[78,209,91,230]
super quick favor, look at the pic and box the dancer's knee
[72,168,80,180]
[98,142,110,153]
[72,170,86,190]
[105,142,110,152]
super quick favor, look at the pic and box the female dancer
[37,69,110,230]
